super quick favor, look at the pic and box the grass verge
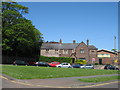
[78,75,120,83]
[1,65,119,79]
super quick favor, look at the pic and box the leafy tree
[2,2,43,62]
[111,49,118,52]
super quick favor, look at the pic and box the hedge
[39,56,72,63]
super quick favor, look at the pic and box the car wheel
[58,66,61,68]
[116,68,119,70]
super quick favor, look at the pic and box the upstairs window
[80,49,84,54]
[63,50,68,54]
[46,49,49,53]
[55,49,58,51]
[46,49,49,51]
[90,50,96,54]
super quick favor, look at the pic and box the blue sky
[19,2,118,50]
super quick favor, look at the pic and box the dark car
[13,60,28,66]
[36,62,51,67]
[72,64,84,68]
[28,61,36,66]
[104,64,119,70]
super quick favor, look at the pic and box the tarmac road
[0,74,119,88]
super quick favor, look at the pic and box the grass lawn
[78,75,120,83]
[1,65,119,79]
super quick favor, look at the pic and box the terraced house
[41,39,98,64]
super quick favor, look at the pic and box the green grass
[1,65,119,79]
[78,75,120,83]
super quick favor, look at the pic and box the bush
[94,63,99,65]
[39,56,72,63]
[75,59,86,64]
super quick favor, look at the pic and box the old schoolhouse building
[41,39,98,64]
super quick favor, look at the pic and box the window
[46,49,49,53]
[98,54,110,58]
[46,49,49,51]
[90,50,96,54]
[72,49,75,53]
[55,49,58,51]
[80,49,84,53]
[63,50,68,54]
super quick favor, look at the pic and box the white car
[56,63,72,68]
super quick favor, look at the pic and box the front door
[72,58,75,63]
[99,59,102,64]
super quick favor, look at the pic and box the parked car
[72,64,84,68]
[56,63,72,68]
[36,62,51,67]
[104,64,119,70]
[13,60,28,66]
[48,61,60,67]
[28,61,36,66]
[81,64,94,69]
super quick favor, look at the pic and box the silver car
[81,64,94,69]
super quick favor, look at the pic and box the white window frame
[63,50,68,54]
[90,50,96,54]
[80,49,84,54]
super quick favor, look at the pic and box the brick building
[118,51,120,65]
[97,49,118,64]
[41,39,98,64]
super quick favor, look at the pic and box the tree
[111,49,118,52]
[2,2,43,62]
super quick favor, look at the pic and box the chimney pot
[60,39,62,44]
[87,39,89,46]
[73,40,76,43]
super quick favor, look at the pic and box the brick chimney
[59,39,62,44]
[73,40,76,43]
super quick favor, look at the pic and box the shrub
[39,56,72,63]
[75,59,86,64]
[94,63,99,65]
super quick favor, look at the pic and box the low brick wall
[94,65,105,69]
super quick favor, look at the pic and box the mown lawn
[1,65,119,79]
[78,75,120,83]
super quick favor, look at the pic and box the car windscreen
[86,64,92,66]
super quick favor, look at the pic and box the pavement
[1,74,120,88]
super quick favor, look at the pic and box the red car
[48,61,60,67]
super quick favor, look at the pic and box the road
[0,74,119,88]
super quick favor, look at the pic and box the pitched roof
[97,49,117,54]
[41,42,98,50]
[88,45,98,50]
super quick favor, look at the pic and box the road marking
[79,81,120,88]
[0,75,9,80]
[0,75,71,88]
[0,75,119,88]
